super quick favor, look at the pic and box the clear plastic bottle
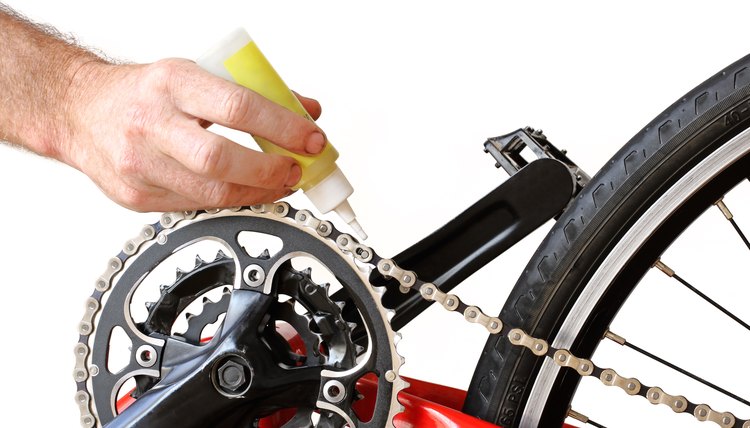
[197,28,366,239]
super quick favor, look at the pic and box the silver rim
[519,127,750,427]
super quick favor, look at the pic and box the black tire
[463,55,750,427]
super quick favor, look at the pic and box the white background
[1,1,749,427]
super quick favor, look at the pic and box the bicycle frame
[116,323,580,428]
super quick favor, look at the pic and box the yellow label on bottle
[223,41,338,191]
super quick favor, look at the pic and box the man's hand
[62,59,324,211]
[0,5,324,212]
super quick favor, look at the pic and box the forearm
[0,4,107,159]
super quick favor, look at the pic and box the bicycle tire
[463,54,750,427]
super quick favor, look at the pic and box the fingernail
[285,164,302,187]
[305,132,326,154]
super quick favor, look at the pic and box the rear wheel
[464,55,750,427]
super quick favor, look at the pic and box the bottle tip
[348,218,368,241]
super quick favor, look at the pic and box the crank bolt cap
[215,357,252,396]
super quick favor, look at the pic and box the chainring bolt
[323,380,347,403]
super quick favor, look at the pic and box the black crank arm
[343,158,576,335]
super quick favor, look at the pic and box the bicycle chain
[378,260,749,426]
[73,203,748,428]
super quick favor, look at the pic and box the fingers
[107,155,290,212]
[160,121,302,190]
[167,60,325,155]
[294,91,322,120]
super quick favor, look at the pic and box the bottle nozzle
[348,218,368,241]
[332,201,367,240]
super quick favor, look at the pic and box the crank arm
[364,157,576,332]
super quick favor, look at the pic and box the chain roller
[74,390,95,428]
[377,259,417,290]
[463,306,503,334]
[694,404,736,427]
[335,234,373,263]
[73,342,90,383]
[159,210,197,228]
[599,368,640,395]
[94,257,122,293]
[78,297,99,336]
[508,328,549,356]
[418,283,460,311]
[294,209,334,237]
[646,387,687,413]
[553,350,594,376]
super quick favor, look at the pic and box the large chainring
[73,204,407,428]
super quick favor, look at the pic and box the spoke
[715,199,750,251]
[604,331,750,407]
[567,409,608,428]
[654,260,750,332]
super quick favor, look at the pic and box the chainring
[73,204,407,428]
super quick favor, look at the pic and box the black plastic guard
[377,158,576,331]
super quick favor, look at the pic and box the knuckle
[147,58,191,83]
[253,162,280,187]
[220,88,255,125]
[254,159,285,188]
[202,182,234,207]
[117,185,150,211]
[190,137,227,178]
[123,104,152,140]
[113,146,141,177]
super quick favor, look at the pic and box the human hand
[59,58,324,212]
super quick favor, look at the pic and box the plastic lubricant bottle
[197,28,367,240]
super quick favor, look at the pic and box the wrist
[54,56,112,167]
